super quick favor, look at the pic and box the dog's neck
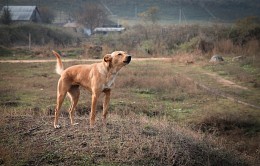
[106,71,117,86]
[106,66,118,82]
[108,68,118,76]
[98,62,119,90]
[99,62,116,75]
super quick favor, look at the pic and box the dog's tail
[52,50,64,75]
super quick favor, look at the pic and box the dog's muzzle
[124,55,131,64]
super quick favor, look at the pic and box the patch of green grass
[0,46,12,56]
[39,152,64,165]
[241,64,257,73]
[78,155,95,166]
[218,70,229,76]
[0,47,36,60]
[134,88,156,101]
[0,62,57,111]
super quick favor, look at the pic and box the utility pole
[135,5,137,18]
[28,33,31,50]
[5,0,9,6]
[178,0,182,25]
[179,7,187,25]
[179,8,182,24]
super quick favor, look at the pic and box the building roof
[2,6,40,21]
[94,27,125,32]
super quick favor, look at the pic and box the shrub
[0,45,12,57]
[178,37,200,53]
[91,24,202,56]
[229,16,260,46]
[0,24,79,46]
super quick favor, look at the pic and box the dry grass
[213,39,241,54]
[214,39,260,56]
[0,110,249,166]
[244,40,260,56]
[0,59,259,165]
[190,102,260,163]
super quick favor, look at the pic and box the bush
[0,24,79,46]
[89,16,260,57]
[91,24,202,56]
[0,46,12,56]
[178,37,200,53]
[229,16,260,46]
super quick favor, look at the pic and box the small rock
[232,56,245,62]
[209,54,224,63]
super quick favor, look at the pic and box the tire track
[181,74,260,109]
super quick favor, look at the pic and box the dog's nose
[125,55,131,64]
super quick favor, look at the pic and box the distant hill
[1,0,259,23]
[103,0,260,23]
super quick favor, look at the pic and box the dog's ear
[104,54,112,62]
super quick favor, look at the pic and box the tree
[76,2,108,33]
[138,6,160,24]
[229,16,260,45]
[0,7,12,25]
[39,7,55,24]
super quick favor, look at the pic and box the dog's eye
[118,53,122,56]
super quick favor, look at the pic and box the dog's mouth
[123,56,131,64]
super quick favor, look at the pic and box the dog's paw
[89,125,95,129]
[54,124,61,129]
[102,119,107,126]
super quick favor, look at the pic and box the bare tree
[76,2,108,33]
[138,6,160,24]
[39,6,55,24]
[0,7,12,25]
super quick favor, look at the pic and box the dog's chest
[103,73,117,90]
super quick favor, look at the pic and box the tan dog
[52,50,131,128]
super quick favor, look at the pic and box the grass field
[0,55,259,165]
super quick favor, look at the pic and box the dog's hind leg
[54,91,66,129]
[54,79,69,129]
[68,85,80,126]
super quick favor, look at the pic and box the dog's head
[103,51,131,70]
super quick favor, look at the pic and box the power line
[199,2,217,20]
[100,0,113,15]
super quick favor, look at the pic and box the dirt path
[203,72,248,90]
[176,65,259,109]
[181,75,260,109]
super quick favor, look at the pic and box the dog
[52,50,131,129]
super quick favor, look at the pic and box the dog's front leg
[90,92,100,128]
[102,90,111,126]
